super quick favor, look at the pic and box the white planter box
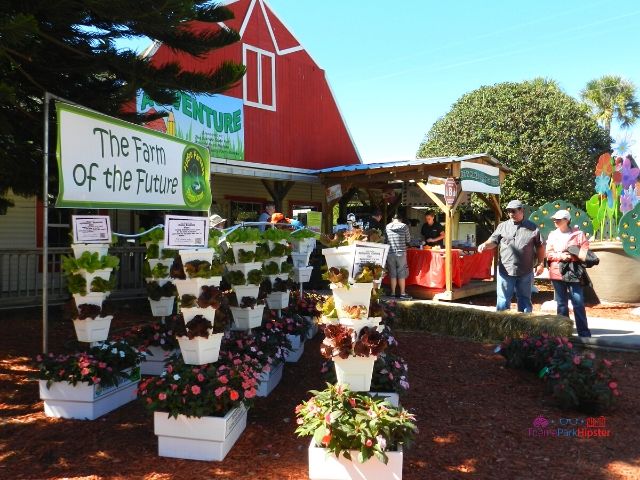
[149,297,175,317]
[73,315,113,343]
[285,334,305,363]
[334,356,377,392]
[291,251,312,268]
[140,346,175,376]
[175,278,220,298]
[308,441,403,480]
[230,242,258,261]
[71,243,110,258]
[148,258,174,271]
[322,245,355,276]
[73,292,109,308]
[266,291,291,310]
[179,248,215,267]
[267,273,290,284]
[181,306,216,322]
[154,404,247,461]
[267,239,289,251]
[78,268,113,287]
[39,369,140,420]
[268,256,289,267]
[256,361,284,397]
[368,391,400,407]
[177,333,223,365]
[331,283,374,320]
[292,238,315,253]
[338,317,382,335]
[225,261,263,276]
[230,305,265,330]
[232,284,260,301]
[293,266,314,283]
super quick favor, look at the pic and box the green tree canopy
[0,1,246,213]
[417,79,611,209]
[580,75,640,135]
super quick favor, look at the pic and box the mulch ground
[1,300,639,480]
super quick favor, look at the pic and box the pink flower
[166,364,173,373]
[81,368,90,376]
[191,385,201,395]
[572,356,581,365]
[567,342,573,349]
[158,392,167,401]
[349,398,356,408]
[365,439,373,447]
[214,386,226,397]
[603,359,612,367]
[245,388,256,399]
[296,418,304,425]
[170,384,178,391]
[91,376,101,384]
[98,362,107,369]
[219,375,228,384]
[197,373,205,382]
[608,381,618,390]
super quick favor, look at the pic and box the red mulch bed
[1,300,639,480]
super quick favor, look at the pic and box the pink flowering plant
[295,383,417,464]
[289,291,323,318]
[138,353,259,419]
[122,317,180,352]
[35,340,141,388]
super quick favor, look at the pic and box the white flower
[111,348,118,354]
[376,435,387,450]
[173,374,181,381]
[119,351,125,358]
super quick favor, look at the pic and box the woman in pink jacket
[545,209,591,337]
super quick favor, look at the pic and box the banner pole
[42,92,51,353]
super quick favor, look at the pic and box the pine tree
[0,1,246,213]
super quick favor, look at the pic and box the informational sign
[403,183,469,207]
[306,211,322,233]
[72,215,111,243]
[137,90,244,161]
[425,176,446,196]
[56,102,211,211]
[444,178,458,206]
[326,184,343,203]
[351,241,390,278]
[460,161,500,194]
[164,215,209,249]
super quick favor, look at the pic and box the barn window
[243,44,276,111]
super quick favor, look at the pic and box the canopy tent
[316,154,512,300]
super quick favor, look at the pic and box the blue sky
[265,0,640,163]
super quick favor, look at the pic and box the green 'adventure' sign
[55,102,211,211]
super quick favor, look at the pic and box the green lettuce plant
[227,227,262,243]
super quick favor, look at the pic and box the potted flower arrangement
[226,226,262,260]
[174,313,227,365]
[138,354,258,461]
[122,317,180,376]
[35,339,142,420]
[146,280,177,317]
[295,383,417,480]
[227,269,266,330]
[265,277,293,311]
[180,285,223,322]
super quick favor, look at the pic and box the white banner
[56,103,211,210]
[459,161,500,194]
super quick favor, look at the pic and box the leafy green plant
[180,294,198,308]
[322,267,350,287]
[280,263,293,274]
[262,261,279,275]
[262,228,291,242]
[90,275,116,292]
[320,324,387,359]
[291,229,317,239]
[210,258,224,276]
[225,270,246,286]
[269,242,290,257]
[237,249,256,263]
[295,384,417,464]
[67,274,87,295]
[146,281,177,301]
[161,249,179,259]
[254,243,271,262]
[62,252,119,274]
[355,264,385,283]
[247,269,263,285]
[227,227,262,243]
[222,248,236,263]
[146,243,160,259]
[318,296,338,319]
[184,260,214,278]
[140,227,164,245]
[150,263,170,279]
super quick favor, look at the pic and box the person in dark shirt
[421,211,444,247]
[367,209,384,231]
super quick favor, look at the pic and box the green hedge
[395,302,573,342]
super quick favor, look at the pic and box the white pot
[291,251,312,268]
[177,333,224,365]
[229,305,265,330]
[181,306,216,322]
[292,238,315,253]
[72,316,112,343]
[368,392,400,408]
[285,334,305,363]
[154,404,247,461]
[304,317,318,339]
[268,239,289,251]
[140,346,175,376]
[331,283,374,320]
[308,440,403,480]
[179,248,215,267]
[232,284,260,300]
[225,261,263,276]
[78,268,113,287]
[148,258,174,271]
[268,256,289,267]
[267,273,290,285]
[71,243,109,258]
[73,292,109,308]
[322,245,355,276]
[293,266,314,283]
[145,277,172,287]
[334,356,377,392]
[230,242,258,261]
[266,291,290,310]
[256,361,284,397]
[39,368,140,420]
[338,317,382,335]
[174,278,220,298]
[149,297,175,317]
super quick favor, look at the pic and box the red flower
[229,390,239,401]
[191,385,201,395]
[321,433,332,445]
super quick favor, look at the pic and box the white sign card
[164,215,210,249]
[326,184,343,203]
[72,215,112,243]
[351,241,390,279]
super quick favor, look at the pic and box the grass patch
[395,302,573,342]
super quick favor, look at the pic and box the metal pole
[42,92,51,353]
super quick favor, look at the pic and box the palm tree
[580,75,640,135]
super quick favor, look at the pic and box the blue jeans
[496,268,534,312]
[551,280,591,337]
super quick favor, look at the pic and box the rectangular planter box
[154,403,247,461]
[285,334,305,363]
[308,441,403,480]
[256,361,284,397]
[141,346,175,376]
[73,315,112,343]
[39,368,140,420]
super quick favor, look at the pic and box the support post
[42,92,51,353]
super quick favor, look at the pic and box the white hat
[551,209,571,221]
[209,214,226,227]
